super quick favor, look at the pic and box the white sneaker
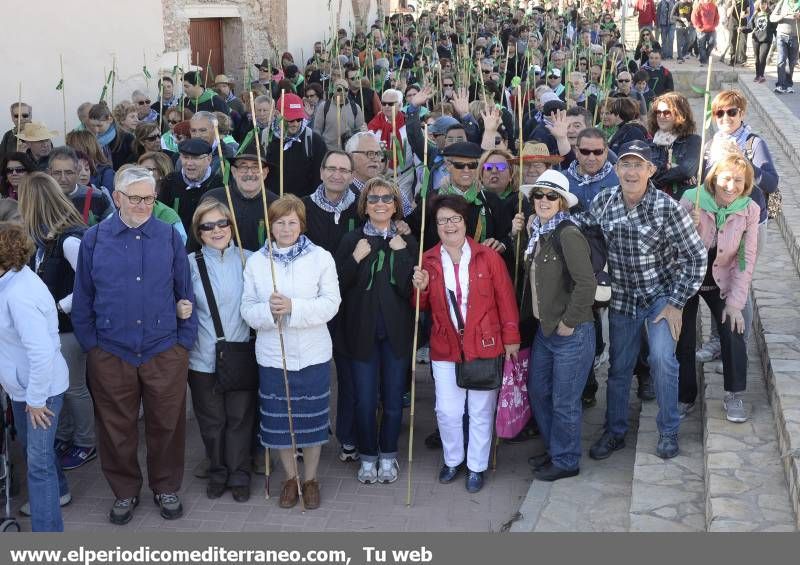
[19,492,72,516]
[416,346,430,364]
[696,339,721,363]
[377,458,399,484]
[357,461,378,484]
[787,86,796,93]
[723,392,748,423]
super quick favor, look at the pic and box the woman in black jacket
[335,178,416,486]
[606,96,650,156]
[647,92,702,199]
[752,1,778,83]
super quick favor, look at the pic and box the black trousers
[188,370,257,487]
[676,289,748,404]
[753,37,772,78]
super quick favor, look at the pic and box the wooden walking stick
[16,83,22,151]
[391,102,399,187]
[279,89,286,197]
[158,78,165,133]
[406,123,430,507]
[59,55,67,140]
[212,122,246,267]
[111,54,117,110]
[204,49,213,87]
[696,58,714,210]
[513,83,524,292]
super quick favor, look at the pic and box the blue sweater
[71,213,197,366]
[565,163,621,210]
[0,267,69,406]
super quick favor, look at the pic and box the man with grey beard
[200,149,278,251]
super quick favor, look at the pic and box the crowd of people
[0,0,785,531]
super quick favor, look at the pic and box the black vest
[34,227,85,333]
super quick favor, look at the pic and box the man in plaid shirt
[577,140,707,460]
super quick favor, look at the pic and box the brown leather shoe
[279,478,299,508]
[302,479,320,510]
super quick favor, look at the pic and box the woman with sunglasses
[678,155,759,423]
[0,151,35,199]
[243,195,339,510]
[634,27,662,66]
[647,92,701,199]
[412,194,520,493]
[187,199,256,502]
[161,107,194,154]
[334,179,417,485]
[522,170,596,481]
[131,123,163,161]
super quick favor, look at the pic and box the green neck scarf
[499,184,515,200]
[684,186,751,271]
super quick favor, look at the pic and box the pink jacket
[679,198,759,310]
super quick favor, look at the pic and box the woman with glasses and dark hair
[303,82,325,120]
[334,178,417,486]
[187,199,255,502]
[132,123,163,160]
[412,193,520,493]
[647,92,701,199]
[634,26,662,66]
[0,151,35,199]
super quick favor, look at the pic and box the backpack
[743,134,782,219]
[551,221,611,308]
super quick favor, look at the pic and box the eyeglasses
[449,160,479,170]
[366,194,395,204]
[351,150,384,160]
[715,108,741,118]
[483,162,509,172]
[578,147,605,156]
[436,215,464,225]
[381,101,397,106]
[118,192,156,205]
[12,113,30,120]
[5,167,26,175]
[323,166,352,175]
[136,100,152,106]
[532,191,561,201]
[198,219,231,231]
[49,170,76,178]
[655,109,673,118]
[168,119,180,125]
[143,134,160,142]
[335,87,347,93]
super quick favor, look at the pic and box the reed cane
[695,58,714,211]
[16,83,22,151]
[279,90,286,197]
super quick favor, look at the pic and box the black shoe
[527,452,551,471]
[153,492,183,520]
[465,470,484,493]
[506,421,539,443]
[589,431,626,460]
[231,486,250,503]
[637,375,656,401]
[206,483,226,499]
[534,462,580,481]
[425,429,442,449]
[438,463,461,483]
[109,496,139,525]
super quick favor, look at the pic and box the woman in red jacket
[412,194,520,494]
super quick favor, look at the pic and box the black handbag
[447,289,503,391]
[196,252,259,394]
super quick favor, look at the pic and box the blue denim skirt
[258,362,331,449]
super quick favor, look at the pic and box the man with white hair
[72,166,197,525]
[132,91,158,124]
[367,88,416,203]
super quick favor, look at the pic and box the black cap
[617,140,653,162]
[441,141,483,159]
[178,138,212,156]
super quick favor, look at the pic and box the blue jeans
[660,24,675,59]
[529,322,595,471]
[606,297,680,438]
[776,33,799,88]
[11,394,69,532]
[697,30,716,64]
[350,337,408,462]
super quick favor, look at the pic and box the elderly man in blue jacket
[72,166,197,526]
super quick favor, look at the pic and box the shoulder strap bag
[447,288,503,391]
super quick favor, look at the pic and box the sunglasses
[143,134,160,142]
[655,109,673,118]
[532,191,561,201]
[12,113,30,120]
[483,162,509,172]
[617,78,630,83]
[443,82,455,88]
[578,148,605,156]
[366,194,395,204]
[715,108,741,118]
[168,119,180,125]
[381,101,397,106]
[449,161,479,170]
[5,167,26,175]
[136,100,152,106]
[198,219,232,231]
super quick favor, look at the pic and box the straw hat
[520,142,562,164]
[214,74,235,86]
[16,122,58,142]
